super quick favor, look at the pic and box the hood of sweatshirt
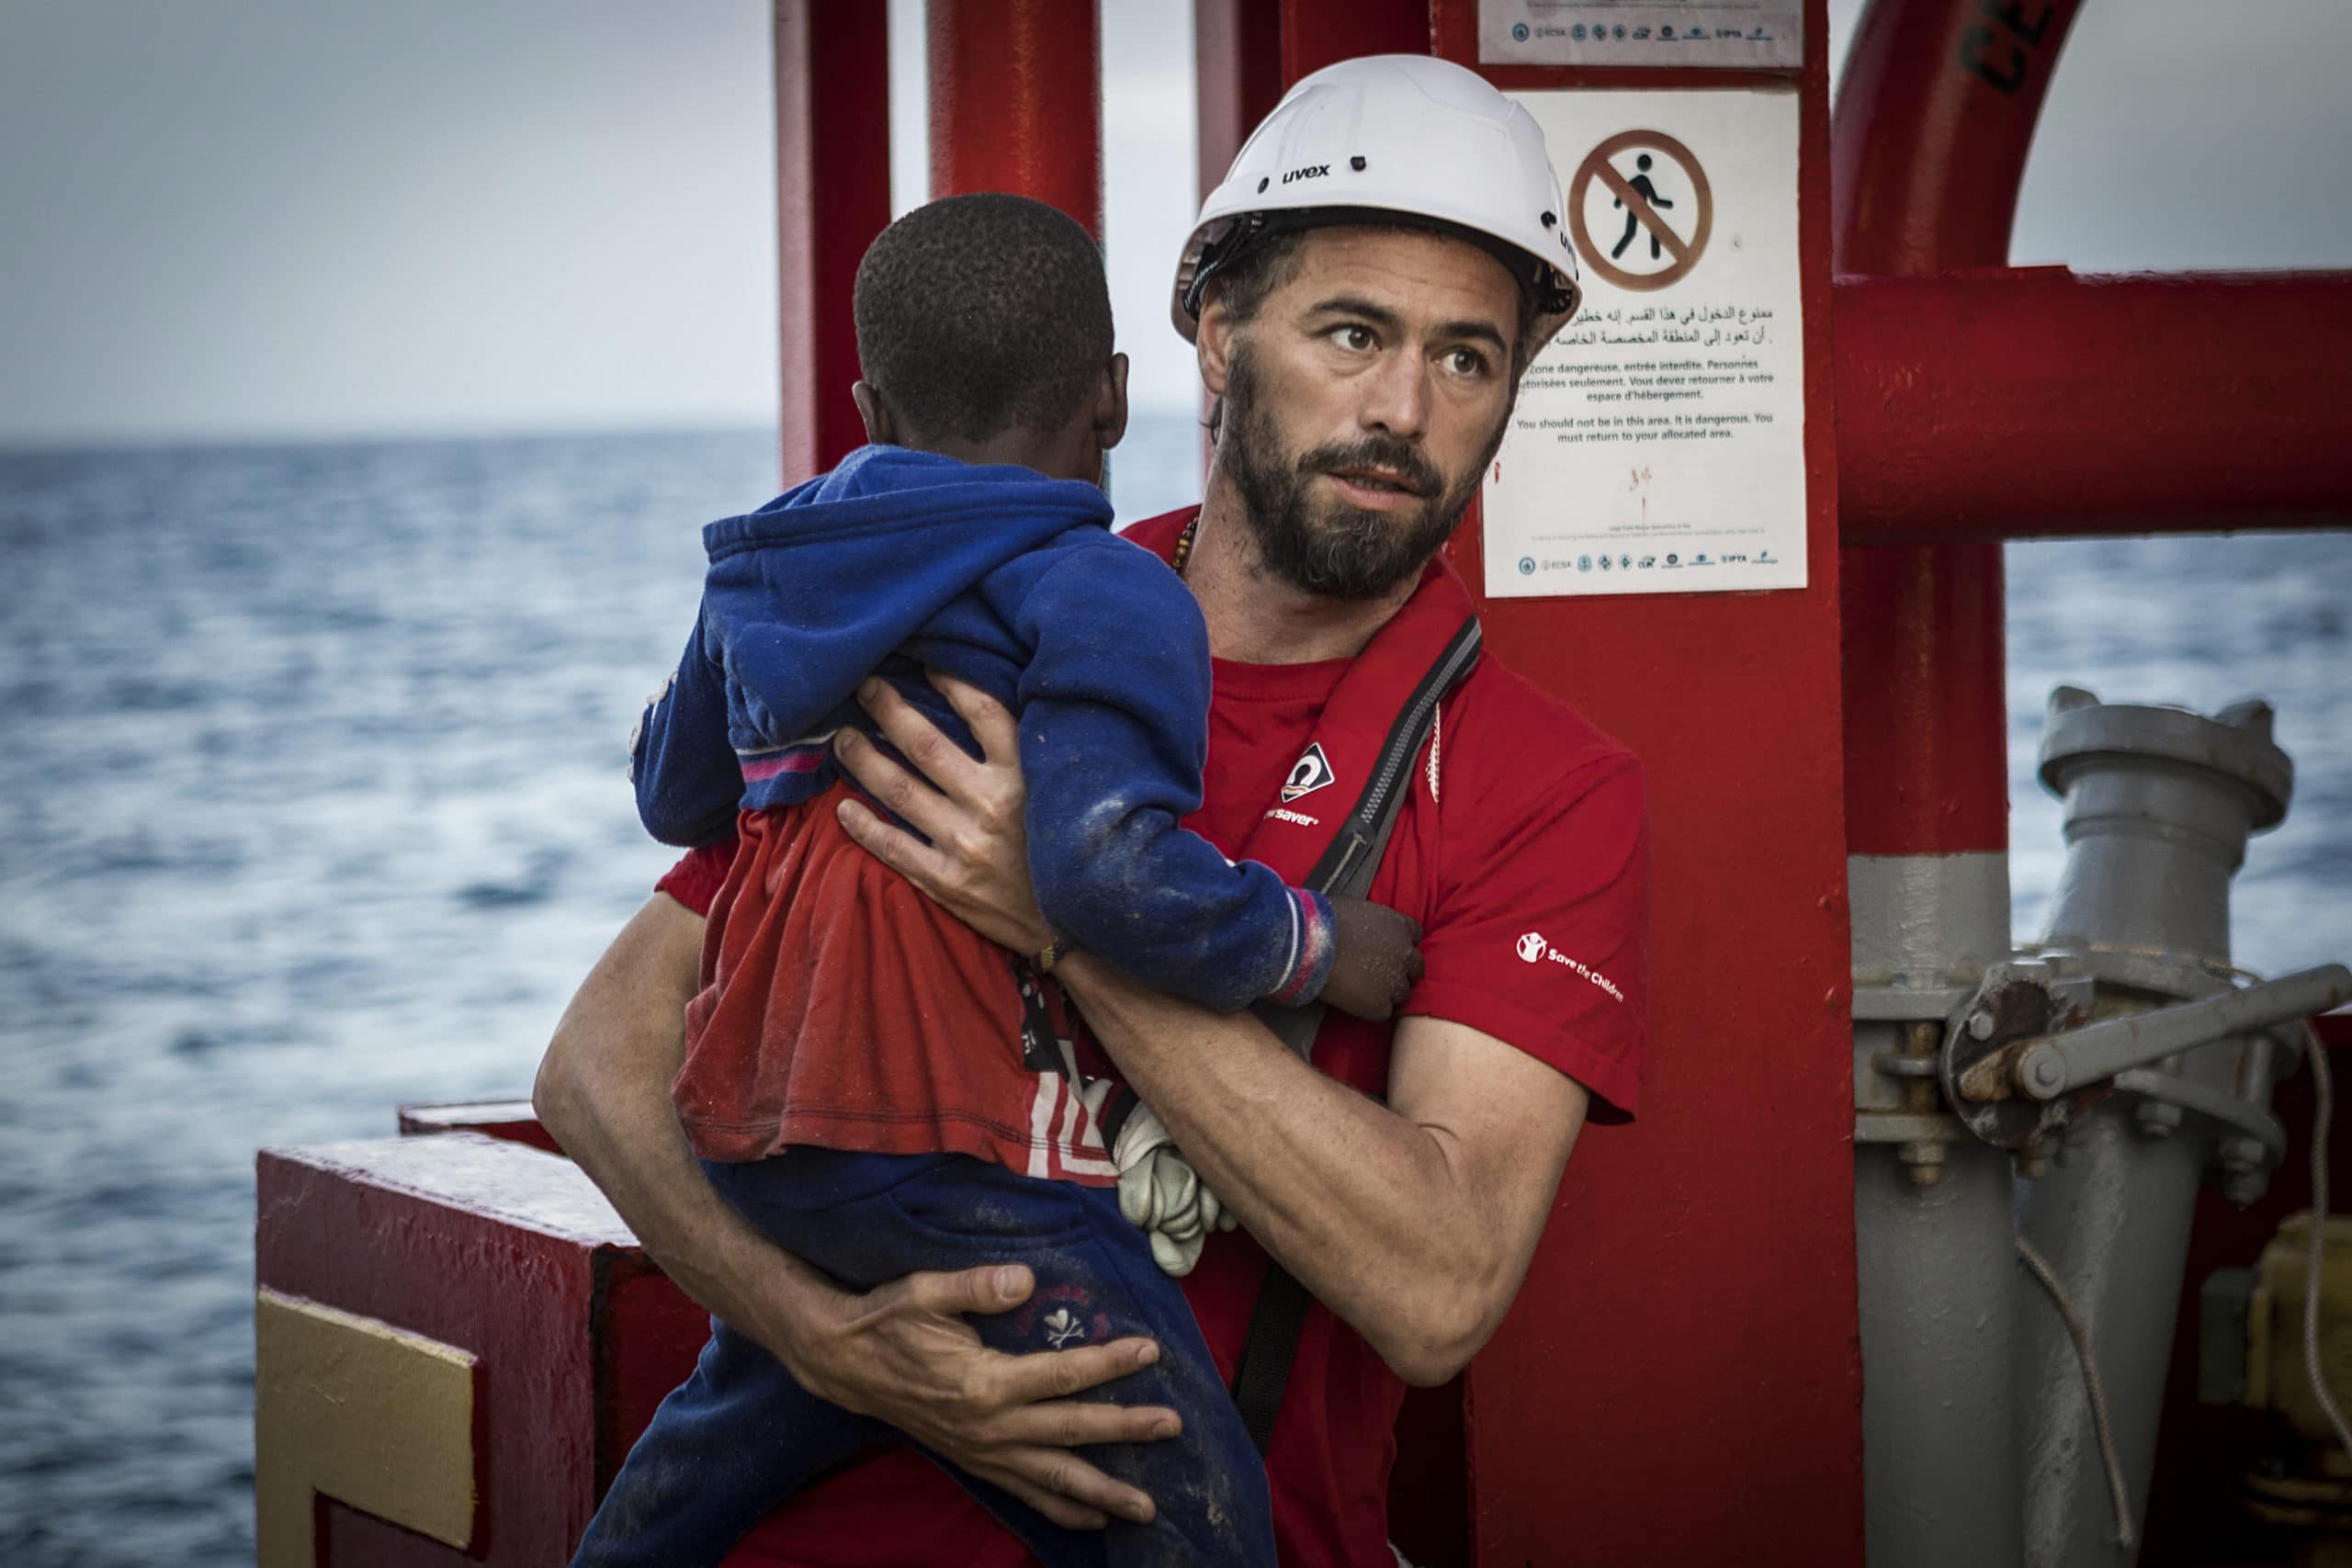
[696,442,1115,743]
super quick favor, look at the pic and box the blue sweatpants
[569,1148,1275,1568]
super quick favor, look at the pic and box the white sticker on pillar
[1479,1,1802,70]
[1484,88,1807,600]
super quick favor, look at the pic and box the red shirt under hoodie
[650,509,1650,1568]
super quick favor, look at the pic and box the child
[571,194,1419,1568]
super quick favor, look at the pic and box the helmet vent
[1350,156,1367,172]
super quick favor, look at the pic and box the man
[536,54,1648,1567]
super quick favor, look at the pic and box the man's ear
[850,380,897,446]
[1093,354,1131,452]
[1194,294,1237,400]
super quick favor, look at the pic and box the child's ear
[850,381,897,446]
[1093,354,1131,452]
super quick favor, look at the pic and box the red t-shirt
[669,792,1114,1183]
[650,525,1649,1567]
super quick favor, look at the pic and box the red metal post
[927,0,1102,235]
[1193,0,1284,207]
[1832,0,2085,855]
[1275,0,1430,82]
[773,0,892,483]
[255,1136,707,1565]
[1417,4,1862,1565]
[1836,269,2352,544]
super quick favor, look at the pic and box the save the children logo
[1513,931,1629,1001]
[1282,742,1337,803]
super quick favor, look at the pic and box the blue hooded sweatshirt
[630,445,1332,1013]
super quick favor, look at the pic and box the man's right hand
[534,892,1177,1533]
[780,1261,1178,1529]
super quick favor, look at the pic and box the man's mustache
[1296,439,1444,500]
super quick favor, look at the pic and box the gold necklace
[1172,513,1201,578]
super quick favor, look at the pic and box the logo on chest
[1281,742,1337,803]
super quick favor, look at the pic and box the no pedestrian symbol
[1568,130,1713,292]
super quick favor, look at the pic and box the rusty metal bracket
[1939,963,2105,1151]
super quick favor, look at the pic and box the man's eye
[1444,347,1490,378]
[1329,324,1376,353]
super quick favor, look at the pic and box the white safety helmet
[1172,54,1581,350]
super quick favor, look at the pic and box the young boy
[571,195,1420,1567]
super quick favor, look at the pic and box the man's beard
[1220,346,1503,602]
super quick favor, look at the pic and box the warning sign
[1570,131,1713,291]
[1483,89,1806,601]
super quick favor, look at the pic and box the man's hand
[833,671,1048,953]
[534,892,1175,1529]
[786,1262,1178,1529]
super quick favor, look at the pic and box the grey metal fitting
[2037,687,2293,967]
[1898,1141,1947,1187]
[2017,1141,2050,1180]
[2220,1134,2267,1171]
[2135,1099,2183,1140]
[2019,1047,2068,1100]
[1967,1009,1997,1041]
[2218,1135,2271,1206]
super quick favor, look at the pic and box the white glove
[1112,1102,1238,1277]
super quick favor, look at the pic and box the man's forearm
[1060,954,1562,1385]
[532,893,848,1380]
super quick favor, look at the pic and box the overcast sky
[1,0,2346,445]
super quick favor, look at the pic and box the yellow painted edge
[254,1287,478,1568]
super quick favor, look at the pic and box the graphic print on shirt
[1514,930,1628,1002]
[1014,964,1119,1181]
[1281,742,1338,803]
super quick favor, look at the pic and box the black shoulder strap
[1231,615,1480,1454]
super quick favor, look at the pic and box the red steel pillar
[1834,0,2086,861]
[1419,4,1862,1565]
[1833,270,2352,544]
[774,0,893,481]
[928,0,1102,234]
[1193,0,1283,207]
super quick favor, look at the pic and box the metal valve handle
[1957,964,2352,1103]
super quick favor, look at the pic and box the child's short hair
[853,193,1114,445]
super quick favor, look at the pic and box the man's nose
[1358,350,1430,442]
